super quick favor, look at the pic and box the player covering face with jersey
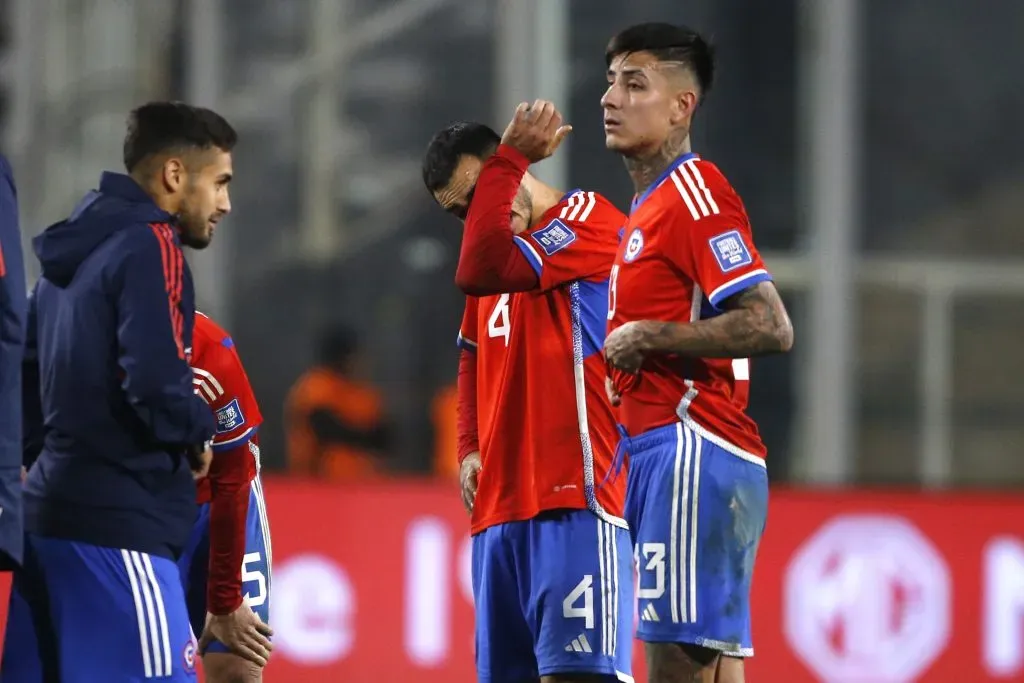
[602,23,794,683]
[423,104,635,683]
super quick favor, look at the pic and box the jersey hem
[679,417,765,468]
[470,504,627,535]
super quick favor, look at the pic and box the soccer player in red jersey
[601,24,795,683]
[179,311,273,681]
[423,102,634,683]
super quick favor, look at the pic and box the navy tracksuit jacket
[23,172,216,559]
[0,156,26,570]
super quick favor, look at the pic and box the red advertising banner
[1,481,1023,682]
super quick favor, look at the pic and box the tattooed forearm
[641,281,794,358]
[624,126,691,195]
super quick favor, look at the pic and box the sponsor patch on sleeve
[709,230,753,272]
[530,218,577,256]
[215,398,245,433]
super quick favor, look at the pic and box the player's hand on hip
[605,376,622,407]
[459,451,482,515]
[605,321,655,374]
[199,603,274,667]
[188,441,214,480]
[501,99,572,163]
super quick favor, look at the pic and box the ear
[160,157,186,193]
[670,89,699,126]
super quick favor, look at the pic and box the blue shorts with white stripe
[0,533,198,681]
[624,421,768,657]
[472,509,634,683]
[178,475,273,653]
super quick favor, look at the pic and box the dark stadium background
[3,0,1023,680]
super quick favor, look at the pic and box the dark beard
[175,211,211,249]
[623,126,691,196]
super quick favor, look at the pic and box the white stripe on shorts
[598,520,607,654]
[121,549,171,678]
[670,423,702,624]
[669,424,683,623]
[688,427,702,623]
[252,474,273,590]
[596,517,619,657]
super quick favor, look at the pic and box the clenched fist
[500,99,572,164]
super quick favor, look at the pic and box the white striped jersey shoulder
[192,366,225,405]
[659,157,740,224]
[557,190,600,224]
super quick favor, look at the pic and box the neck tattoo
[625,127,691,196]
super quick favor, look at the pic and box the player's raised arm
[455,143,537,294]
[423,104,581,297]
[423,123,536,295]
[456,102,573,295]
[116,226,216,447]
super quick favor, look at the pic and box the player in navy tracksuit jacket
[1,102,245,683]
[0,156,26,573]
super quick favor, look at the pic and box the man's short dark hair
[422,122,501,194]
[123,101,238,173]
[606,23,715,97]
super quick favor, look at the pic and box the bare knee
[202,652,263,683]
[646,641,719,683]
[715,655,745,683]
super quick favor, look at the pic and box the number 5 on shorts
[562,574,595,629]
[242,552,267,607]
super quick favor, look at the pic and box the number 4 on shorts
[562,574,595,629]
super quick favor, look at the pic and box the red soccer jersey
[190,313,262,504]
[189,312,263,613]
[457,190,627,535]
[607,154,772,460]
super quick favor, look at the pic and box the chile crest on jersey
[623,227,644,263]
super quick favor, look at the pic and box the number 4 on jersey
[487,293,511,346]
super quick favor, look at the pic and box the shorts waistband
[619,422,682,456]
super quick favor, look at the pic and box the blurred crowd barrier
[7,0,1024,486]
[1,479,1015,682]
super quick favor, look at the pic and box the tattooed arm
[604,281,793,372]
[645,281,793,357]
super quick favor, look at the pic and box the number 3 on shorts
[562,574,595,629]
[242,552,267,607]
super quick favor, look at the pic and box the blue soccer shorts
[471,508,634,683]
[1,533,198,682]
[178,476,272,654]
[623,421,768,656]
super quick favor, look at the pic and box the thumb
[549,124,573,153]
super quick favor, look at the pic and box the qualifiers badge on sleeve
[215,398,245,433]
[531,218,577,256]
[709,230,753,273]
